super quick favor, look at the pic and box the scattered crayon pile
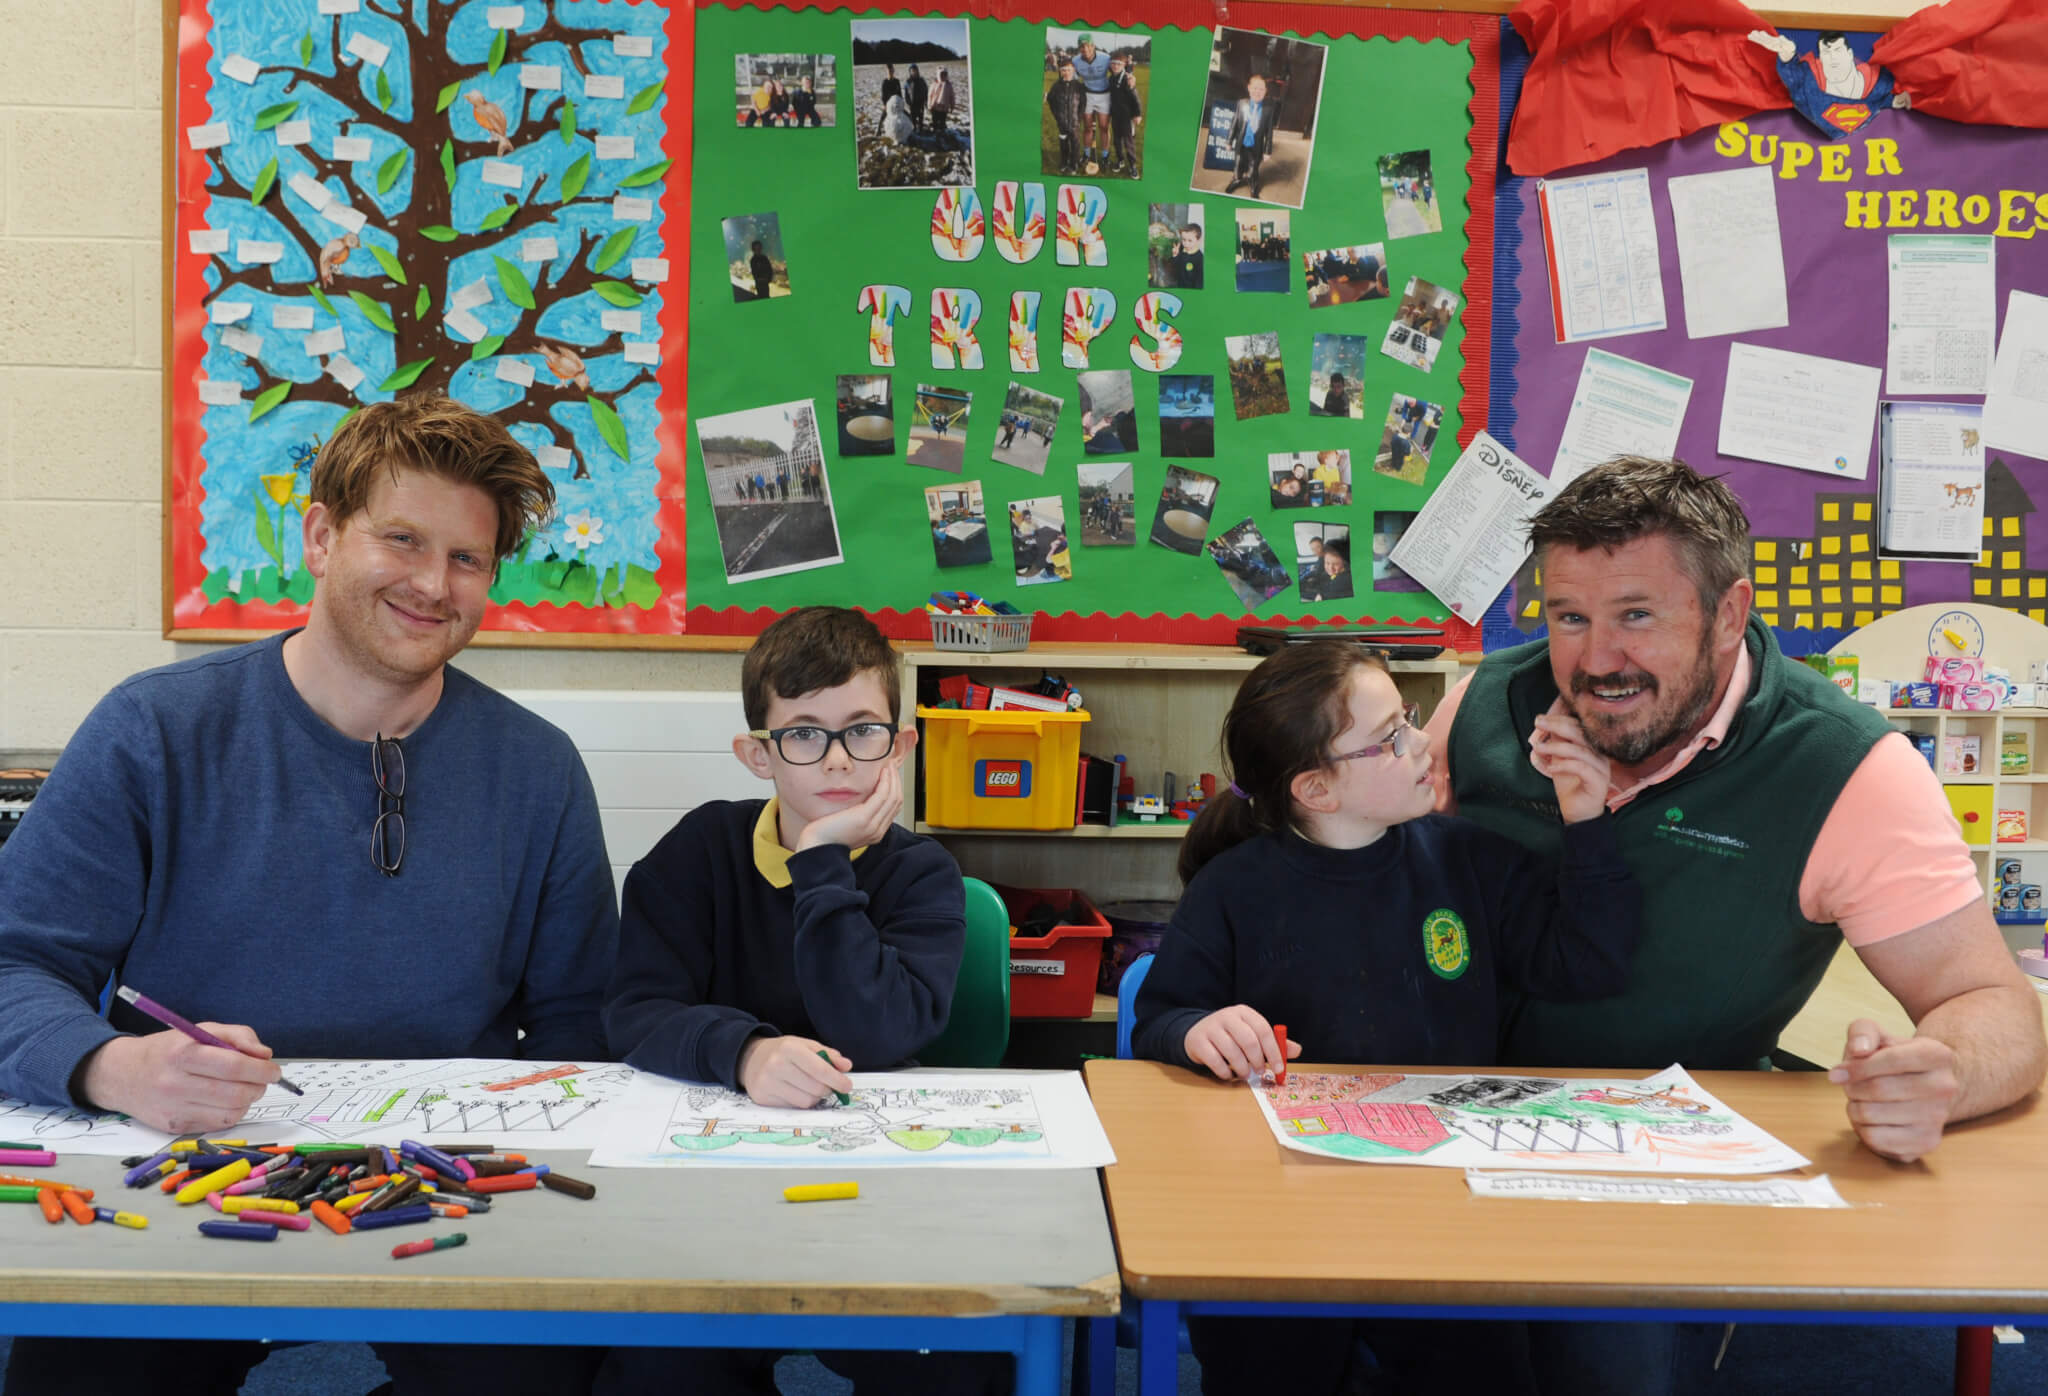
[6,1136,594,1260]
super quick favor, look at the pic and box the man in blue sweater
[600,605,1006,1394]
[0,395,617,1396]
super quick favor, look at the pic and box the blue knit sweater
[0,633,617,1107]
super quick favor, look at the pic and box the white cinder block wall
[0,1,742,762]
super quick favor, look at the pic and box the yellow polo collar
[752,797,866,888]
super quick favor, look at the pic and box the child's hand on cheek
[793,756,904,853]
[1184,1005,1299,1082]
[1529,712,1611,824]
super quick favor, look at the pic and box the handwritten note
[302,326,347,357]
[613,34,653,57]
[236,240,284,265]
[452,279,493,311]
[1718,343,1881,480]
[445,308,488,342]
[584,74,624,100]
[332,135,373,161]
[1667,166,1788,339]
[1984,290,2048,460]
[495,358,536,386]
[288,174,332,210]
[186,123,231,151]
[482,159,525,189]
[613,196,651,222]
[521,237,559,263]
[326,354,365,391]
[198,379,244,405]
[519,64,561,90]
[345,33,389,68]
[630,258,669,283]
[188,229,229,255]
[220,53,260,84]
[272,304,315,330]
[623,342,659,365]
[595,135,635,161]
[275,121,312,146]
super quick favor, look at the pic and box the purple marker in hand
[114,986,303,1096]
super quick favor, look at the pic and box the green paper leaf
[591,228,635,273]
[348,291,396,333]
[470,334,506,362]
[440,139,455,190]
[559,152,590,201]
[626,83,661,116]
[299,31,313,66]
[436,81,462,114]
[252,486,280,560]
[308,286,336,317]
[247,381,292,425]
[494,256,535,310]
[249,156,278,205]
[588,396,629,461]
[478,201,517,231]
[376,148,408,194]
[378,357,434,392]
[591,280,642,308]
[616,159,673,189]
[368,244,407,285]
[414,285,430,319]
[419,224,458,243]
[253,101,300,132]
[621,563,660,608]
[375,67,392,112]
[487,28,507,75]
[559,99,575,147]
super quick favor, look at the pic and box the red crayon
[465,1173,538,1194]
[1273,1025,1288,1087]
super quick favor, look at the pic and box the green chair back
[921,876,1012,1067]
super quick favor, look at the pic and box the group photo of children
[851,17,974,190]
[1077,461,1135,545]
[1009,495,1072,584]
[695,400,843,583]
[733,52,837,127]
[1041,29,1148,178]
[991,382,1062,474]
[1293,520,1354,601]
[924,479,992,568]
[1147,202,1204,289]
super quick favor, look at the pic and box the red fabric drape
[1875,0,2048,127]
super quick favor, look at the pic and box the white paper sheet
[623,341,659,365]
[274,120,311,146]
[444,307,488,342]
[521,236,559,263]
[272,304,315,329]
[600,309,641,333]
[1466,1170,1849,1207]
[1718,343,1881,479]
[186,123,231,151]
[613,34,653,57]
[487,5,524,26]
[317,0,359,12]
[1984,290,2048,461]
[1880,400,1985,557]
[451,277,493,310]
[209,301,252,325]
[1667,166,1789,339]
[495,358,536,386]
[332,134,373,161]
[482,159,524,189]
[1887,235,1996,394]
[219,327,263,357]
[236,239,283,265]
[220,53,260,84]
[595,135,635,160]
[187,229,229,255]
[288,173,332,210]
[302,326,346,357]
[584,73,624,100]
[613,195,651,222]
[1256,1065,1810,1174]
[197,379,243,405]
[323,203,367,234]
[630,257,669,283]
[1551,348,1694,488]
[588,1069,1116,1170]
[1386,430,1550,621]
[1537,168,1666,343]
[519,64,561,90]
[345,33,389,67]
[536,444,573,471]
[326,353,364,390]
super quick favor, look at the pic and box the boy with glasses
[601,606,1005,1393]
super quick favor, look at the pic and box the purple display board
[1503,104,2048,645]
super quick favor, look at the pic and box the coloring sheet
[586,1069,1116,1169]
[1254,1065,1810,1174]
[3,1059,634,1156]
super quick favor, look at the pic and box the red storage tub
[994,883,1112,1018]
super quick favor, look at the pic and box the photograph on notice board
[1041,29,1150,178]
[1372,510,1426,593]
[1191,27,1327,210]
[723,212,790,303]
[735,53,837,128]
[852,18,974,190]
[908,384,972,473]
[1309,334,1367,419]
[1158,374,1216,456]
[1151,464,1220,555]
[1295,521,1354,602]
[1234,208,1291,293]
[1011,495,1073,585]
[1077,370,1137,454]
[1226,332,1289,420]
[1375,394,1444,485]
[1269,450,1351,508]
[697,400,843,583]
[1378,150,1441,236]
[835,375,894,456]
[1304,240,1389,307]
[926,479,992,569]
[991,382,1062,473]
[1207,516,1291,609]
[1078,461,1136,545]
[1149,203,1204,289]
[1382,276,1459,373]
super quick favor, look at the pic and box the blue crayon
[351,1203,434,1231]
[123,1151,173,1188]
[198,1220,277,1241]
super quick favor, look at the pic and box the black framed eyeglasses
[1332,718,1418,763]
[371,734,405,877]
[749,723,898,765]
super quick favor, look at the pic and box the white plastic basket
[929,612,1034,652]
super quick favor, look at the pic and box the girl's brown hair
[1178,641,1389,885]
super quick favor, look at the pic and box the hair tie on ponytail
[1228,781,1248,800]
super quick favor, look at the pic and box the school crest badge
[1421,908,1469,980]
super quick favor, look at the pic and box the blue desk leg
[1016,1314,1063,1396]
[1073,1311,1115,1396]
[1139,1299,1182,1396]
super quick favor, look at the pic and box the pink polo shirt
[1425,649,1982,947]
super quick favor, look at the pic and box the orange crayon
[59,1190,94,1225]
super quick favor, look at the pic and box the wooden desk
[1084,1058,2048,1396]
[0,1147,1117,1394]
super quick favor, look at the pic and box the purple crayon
[113,987,303,1096]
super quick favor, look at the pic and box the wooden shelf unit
[1884,705,2048,901]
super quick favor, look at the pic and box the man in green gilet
[1428,456,2044,1392]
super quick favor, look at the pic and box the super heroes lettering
[1713,122,2048,238]
[855,180,1186,375]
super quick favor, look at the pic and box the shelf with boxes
[1882,704,2048,921]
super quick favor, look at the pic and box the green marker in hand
[819,1050,851,1106]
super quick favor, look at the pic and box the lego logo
[974,760,1031,798]
[986,771,1020,787]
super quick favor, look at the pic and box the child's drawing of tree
[189,0,671,609]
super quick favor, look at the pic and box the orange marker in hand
[1274,1025,1288,1087]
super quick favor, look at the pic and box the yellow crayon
[170,1138,251,1154]
[110,1211,149,1229]
[175,1158,251,1205]
[782,1181,859,1204]
[221,1195,299,1215]
[334,1192,372,1214]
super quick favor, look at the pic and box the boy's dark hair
[1323,536,1351,566]
[742,607,901,729]
[1179,642,1388,885]
[1180,222,1200,237]
[1527,455,1750,614]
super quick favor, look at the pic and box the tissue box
[1900,682,1941,709]
[2005,730,2033,776]
[2013,683,2042,709]
[1942,735,1982,776]
[1857,679,1891,707]
[1927,656,1987,685]
[1946,683,1999,712]
[1997,809,2029,843]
